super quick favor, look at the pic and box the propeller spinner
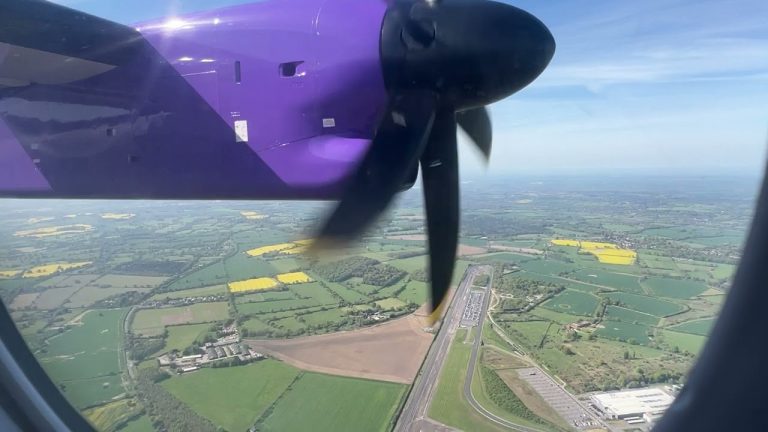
[315,0,555,319]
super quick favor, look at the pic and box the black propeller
[315,0,555,318]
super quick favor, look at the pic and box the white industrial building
[591,387,674,421]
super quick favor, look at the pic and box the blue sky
[54,0,768,176]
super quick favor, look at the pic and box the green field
[269,257,301,273]
[603,292,685,317]
[475,252,533,265]
[235,290,296,303]
[594,321,651,344]
[570,269,642,293]
[642,277,708,299]
[287,282,337,304]
[375,297,407,310]
[149,284,226,300]
[131,302,229,336]
[300,308,349,326]
[603,306,659,326]
[271,315,307,331]
[38,309,127,408]
[661,330,707,354]
[161,323,211,353]
[541,290,599,316]
[323,281,368,304]
[260,373,407,432]
[242,317,272,335]
[224,254,278,281]
[166,261,228,291]
[163,360,299,432]
[520,259,578,276]
[397,280,427,305]
[670,318,716,336]
[386,256,425,273]
[500,320,551,349]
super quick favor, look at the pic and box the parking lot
[516,367,602,430]
[460,290,484,327]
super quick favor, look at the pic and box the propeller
[314,0,555,319]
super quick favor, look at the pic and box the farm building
[591,387,674,420]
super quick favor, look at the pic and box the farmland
[642,277,708,299]
[163,360,299,432]
[37,309,127,409]
[228,277,278,292]
[0,174,753,427]
[163,358,407,432]
[259,373,407,432]
[541,290,599,316]
[131,302,229,336]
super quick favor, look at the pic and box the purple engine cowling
[0,0,390,199]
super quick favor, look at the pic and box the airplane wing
[0,0,289,199]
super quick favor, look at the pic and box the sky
[53,0,768,177]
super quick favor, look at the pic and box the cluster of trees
[479,365,554,428]
[584,368,684,392]
[496,275,562,298]
[128,337,165,361]
[387,250,424,259]
[135,368,218,432]
[114,260,188,276]
[94,290,147,308]
[361,264,406,286]
[410,268,428,282]
[495,274,563,312]
[311,256,380,281]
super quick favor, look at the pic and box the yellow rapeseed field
[276,272,312,284]
[240,211,267,220]
[23,261,92,278]
[0,270,21,278]
[551,239,581,247]
[551,239,637,265]
[246,243,296,256]
[228,277,278,292]
[14,224,93,238]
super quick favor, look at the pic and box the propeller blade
[420,109,459,319]
[456,107,492,160]
[315,92,437,245]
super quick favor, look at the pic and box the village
[156,322,264,374]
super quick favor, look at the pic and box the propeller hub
[380,0,555,109]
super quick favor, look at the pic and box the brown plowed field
[246,314,434,384]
